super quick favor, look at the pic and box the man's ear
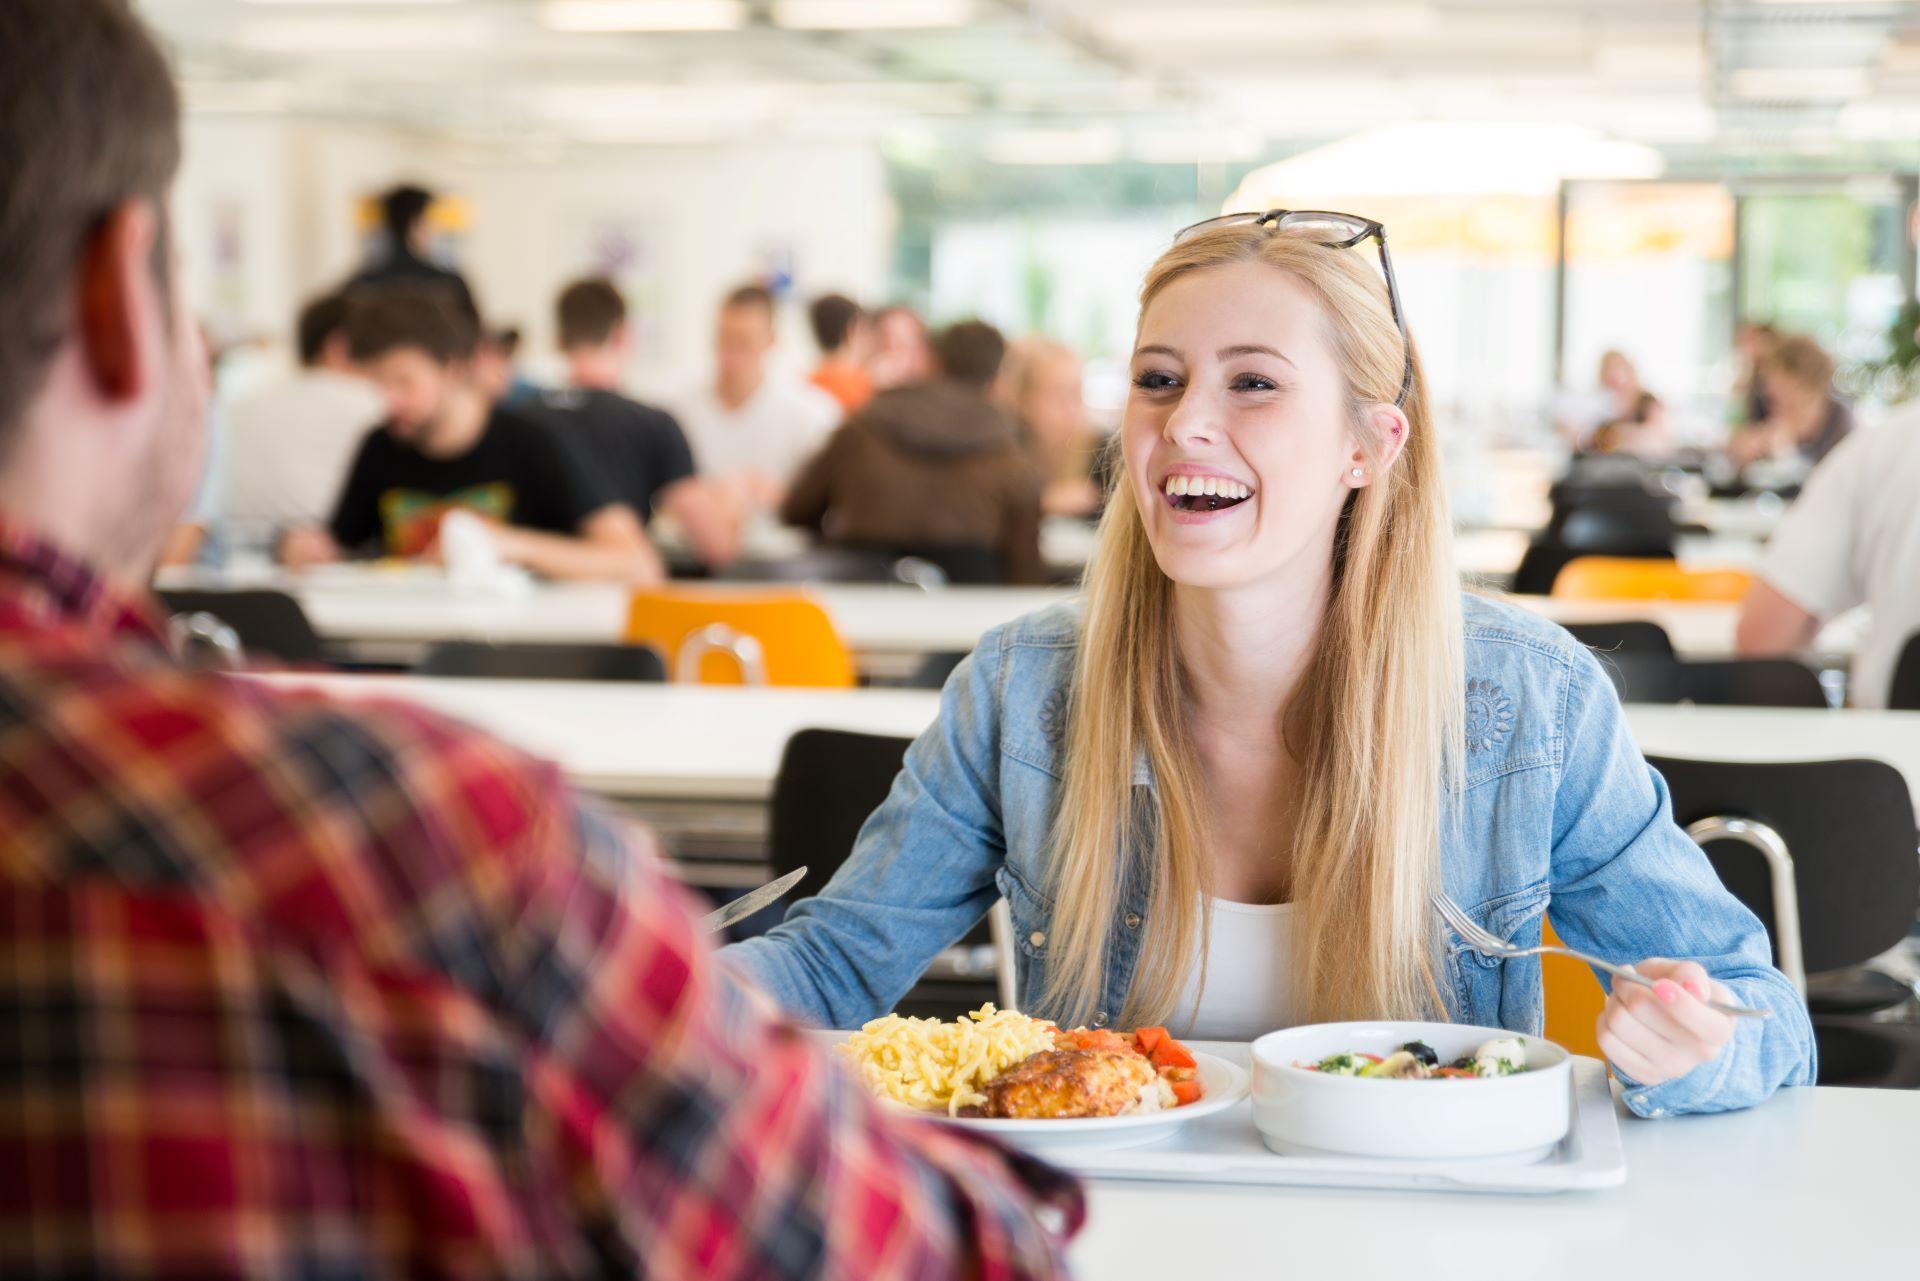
[76,200,162,404]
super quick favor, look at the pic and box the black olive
[1402,1040,1440,1066]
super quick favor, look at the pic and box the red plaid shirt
[0,521,1082,1279]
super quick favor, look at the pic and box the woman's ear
[1343,402,1411,490]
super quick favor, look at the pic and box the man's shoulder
[0,653,570,869]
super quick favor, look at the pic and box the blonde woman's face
[1123,260,1367,590]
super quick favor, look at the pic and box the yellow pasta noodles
[836,1004,1057,1116]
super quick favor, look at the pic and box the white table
[1455,531,1762,583]
[1075,1080,1919,1276]
[161,566,1074,671]
[254,676,1920,806]
[166,566,1863,667]
[1679,492,1790,542]
[1512,594,1868,663]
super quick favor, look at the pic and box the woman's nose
[1163,389,1220,448]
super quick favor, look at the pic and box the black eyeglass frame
[1174,208,1414,408]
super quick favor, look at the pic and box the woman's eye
[1131,371,1180,392]
[1231,374,1278,392]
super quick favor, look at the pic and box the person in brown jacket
[781,319,1046,584]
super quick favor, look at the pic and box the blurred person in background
[158,319,228,568]
[783,318,1045,584]
[1554,349,1665,452]
[1728,333,1852,468]
[1736,401,1920,708]
[806,291,875,414]
[472,323,543,408]
[0,7,1082,1274]
[533,276,742,568]
[222,291,384,553]
[281,285,661,582]
[1731,319,1779,426]
[672,282,840,513]
[867,302,935,390]
[345,181,480,326]
[1004,335,1112,520]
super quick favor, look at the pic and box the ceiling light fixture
[772,0,973,28]
[541,0,748,32]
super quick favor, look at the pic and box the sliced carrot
[1170,1079,1204,1106]
[1149,1039,1197,1071]
[1134,1026,1169,1057]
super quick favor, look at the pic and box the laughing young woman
[727,213,1814,1117]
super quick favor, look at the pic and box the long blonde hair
[1040,224,1463,1028]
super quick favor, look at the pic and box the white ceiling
[136,0,1920,159]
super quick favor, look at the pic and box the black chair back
[418,641,666,683]
[1889,633,1920,710]
[1554,505,1675,552]
[156,589,325,664]
[769,729,912,904]
[1650,755,1919,975]
[1600,654,1826,707]
[1563,620,1676,660]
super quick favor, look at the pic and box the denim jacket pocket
[1440,880,1550,1023]
[995,861,1055,961]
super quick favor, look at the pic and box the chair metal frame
[675,624,769,685]
[1684,814,1806,995]
[167,611,245,671]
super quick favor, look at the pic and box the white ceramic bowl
[1250,1021,1572,1162]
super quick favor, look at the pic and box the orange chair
[1549,556,1752,603]
[1541,916,1607,1060]
[624,589,856,688]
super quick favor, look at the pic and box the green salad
[1299,1036,1529,1080]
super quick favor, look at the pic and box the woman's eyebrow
[1133,343,1181,360]
[1219,343,1296,369]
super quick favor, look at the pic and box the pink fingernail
[1683,979,1709,1000]
[1654,979,1680,1003]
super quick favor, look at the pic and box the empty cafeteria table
[162,568,1863,669]
[161,566,1074,672]
[254,677,1920,812]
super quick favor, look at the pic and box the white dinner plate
[893,1051,1251,1152]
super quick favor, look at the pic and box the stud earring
[1350,467,1365,479]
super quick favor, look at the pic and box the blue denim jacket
[727,593,1816,1117]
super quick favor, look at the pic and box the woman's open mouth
[1161,473,1253,514]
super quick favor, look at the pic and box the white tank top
[1170,898,1298,1043]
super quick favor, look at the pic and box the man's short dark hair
[932,320,1006,389]
[0,0,181,446]
[808,294,863,353]
[722,283,776,316]
[556,278,628,350]
[345,285,479,366]
[296,293,352,367]
[380,184,434,244]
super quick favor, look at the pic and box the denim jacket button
[1029,930,1047,949]
[1092,1010,1109,1028]
[1124,913,1142,930]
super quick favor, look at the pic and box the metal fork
[1431,892,1771,1020]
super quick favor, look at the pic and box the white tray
[1043,1041,1627,1195]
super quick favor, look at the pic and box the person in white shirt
[672,283,841,512]
[226,292,385,558]
[1736,411,1920,707]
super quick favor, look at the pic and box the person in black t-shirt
[541,278,742,567]
[280,286,662,583]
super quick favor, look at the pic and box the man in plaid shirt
[0,3,1082,1276]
